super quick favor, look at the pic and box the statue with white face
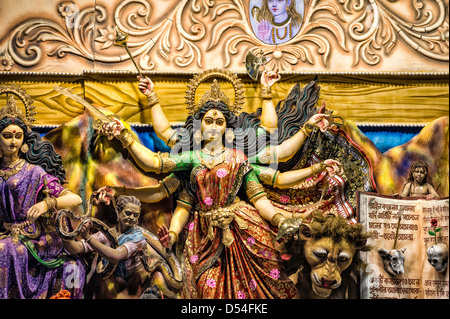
[427,243,448,273]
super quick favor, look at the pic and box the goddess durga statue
[96,67,376,299]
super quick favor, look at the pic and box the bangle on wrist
[44,196,58,212]
[271,213,284,228]
[300,122,315,137]
[260,86,273,99]
[304,122,314,132]
[147,91,160,107]
[169,231,179,244]
[117,130,134,148]
[311,162,327,175]
[85,235,92,242]
[300,126,310,137]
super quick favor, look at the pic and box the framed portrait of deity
[249,0,304,45]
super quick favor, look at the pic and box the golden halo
[0,84,36,127]
[185,68,245,115]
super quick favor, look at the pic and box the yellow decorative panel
[0,73,448,126]
[0,78,84,125]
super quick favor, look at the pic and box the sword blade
[53,86,113,123]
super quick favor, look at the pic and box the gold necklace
[0,158,25,181]
[197,148,229,170]
[271,16,290,27]
[271,23,293,43]
[202,146,225,157]
[1,157,22,169]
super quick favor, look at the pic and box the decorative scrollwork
[207,0,349,69]
[344,0,449,66]
[0,1,106,69]
[0,0,447,72]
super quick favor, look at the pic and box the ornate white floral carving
[0,53,14,71]
[96,25,117,50]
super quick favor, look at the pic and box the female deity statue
[0,86,85,299]
[136,68,371,225]
[98,69,343,299]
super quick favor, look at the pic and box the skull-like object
[427,243,448,273]
[378,247,406,277]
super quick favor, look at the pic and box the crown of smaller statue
[0,85,36,127]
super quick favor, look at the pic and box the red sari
[171,148,299,299]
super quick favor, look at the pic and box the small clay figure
[401,160,439,200]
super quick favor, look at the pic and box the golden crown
[0,84,36,127]
[185,68,245,115]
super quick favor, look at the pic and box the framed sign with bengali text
[358,192,449,299]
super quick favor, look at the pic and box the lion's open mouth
[311,272,341,297]
[312,283,332,298]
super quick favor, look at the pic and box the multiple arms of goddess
[92,173,181,205]
[96,72,344,246]
[260,103,337,163]
[137,70,282,147]
[156,158,344,250]
[136,71,337,163]
[111,71,336,166]
[101,69,284,172]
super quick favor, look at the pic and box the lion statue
[283,212,371,299]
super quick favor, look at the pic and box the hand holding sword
[51,30,156,151]
[54,28,156,147]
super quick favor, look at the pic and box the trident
[114,27,144,78]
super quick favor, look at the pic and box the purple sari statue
[0,163,86,299]
[0,90,86,299]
